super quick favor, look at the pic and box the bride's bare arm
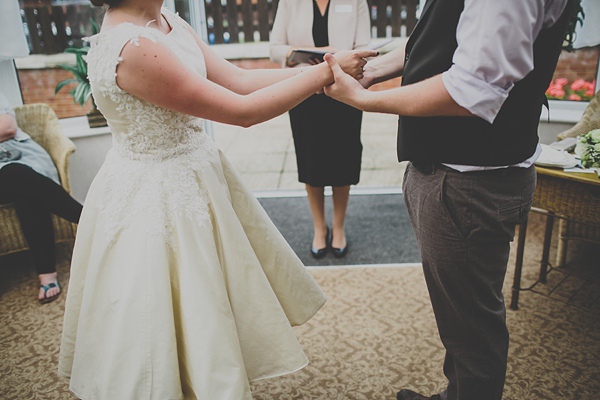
[116,37,340,127]
[185,26,375,94]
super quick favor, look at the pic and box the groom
[323,0,578,399]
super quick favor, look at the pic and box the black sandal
[39,282,61,304]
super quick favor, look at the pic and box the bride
[58,0,376,398]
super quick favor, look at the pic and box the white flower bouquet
[574,129,600,169]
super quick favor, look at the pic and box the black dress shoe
[330,233,348,258]
[331,244,348,258]
[310,227,330,259]
[310,246,328,259]
[396,389,441,400]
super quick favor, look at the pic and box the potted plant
[55,19,106,128]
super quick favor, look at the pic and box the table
[510,166,600,310]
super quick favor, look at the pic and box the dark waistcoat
[397,0,575,166]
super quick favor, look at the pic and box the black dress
[288,0,363,187]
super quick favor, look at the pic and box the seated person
[0,91,82,304]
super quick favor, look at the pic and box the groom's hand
[332,49,378,81]
[358,64,377,89]
[323,53,368,109]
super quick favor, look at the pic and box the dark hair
[89,0,125,7]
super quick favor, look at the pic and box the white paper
[563,167,596,173]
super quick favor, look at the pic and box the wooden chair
[0,103,77,256]
[555,90,600,266]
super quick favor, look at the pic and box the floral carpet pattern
[1,213,599,399]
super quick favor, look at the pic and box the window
[547,47,599,103]
[543,46,600,123]
[543,1,600,122]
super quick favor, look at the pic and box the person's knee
[0,162,35,181]
[0,163,37,200]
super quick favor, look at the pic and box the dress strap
[86,24,163,95]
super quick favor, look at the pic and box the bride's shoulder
[87,22,165,62]
[86,22,166,84]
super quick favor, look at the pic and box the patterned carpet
[1,212,599,400]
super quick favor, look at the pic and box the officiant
[269,0,370,259]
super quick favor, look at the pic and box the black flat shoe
[331,245,348,258]
[310,246,328,259]
[310,227,330,259]
[331,233,348,258]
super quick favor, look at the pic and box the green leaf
[76,53,87,76]
[54,78,78,94]
[90,18,100,35]
[74,83,89,106]
[82,85,92,104]
[65,47,89,56]
[57,63,88,83]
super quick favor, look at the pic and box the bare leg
[305,184,327,249]
[331,185,350,249]
[39,272,60,301]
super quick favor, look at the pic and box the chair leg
[539,212,554,284]
[556,219,569,268]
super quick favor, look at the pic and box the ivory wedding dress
[58,9,326,400]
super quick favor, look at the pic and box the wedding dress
[58,9,326,400]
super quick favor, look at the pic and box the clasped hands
[321,50,376,107]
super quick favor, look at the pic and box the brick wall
[18,68,93,119]
[17,46,598,119]
[552,47,599,84]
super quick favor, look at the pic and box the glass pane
[19,0,103,54]
[174,0,192,24]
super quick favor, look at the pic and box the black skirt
[289,93,363,187]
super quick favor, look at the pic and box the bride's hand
[331,49,378,81]
[323,53,367,108]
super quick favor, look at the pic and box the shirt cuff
[442,65,511,124]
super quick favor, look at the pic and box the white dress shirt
[439,0,569,171]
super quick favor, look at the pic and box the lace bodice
[85,9,217,244]
[86,9,209,160]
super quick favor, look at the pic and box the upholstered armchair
[555,90,600,266]
[0,103,77,256]
[557,90,600,140]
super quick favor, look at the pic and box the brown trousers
[403,162,536,400]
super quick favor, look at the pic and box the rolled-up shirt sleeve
[441,0,554,123]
